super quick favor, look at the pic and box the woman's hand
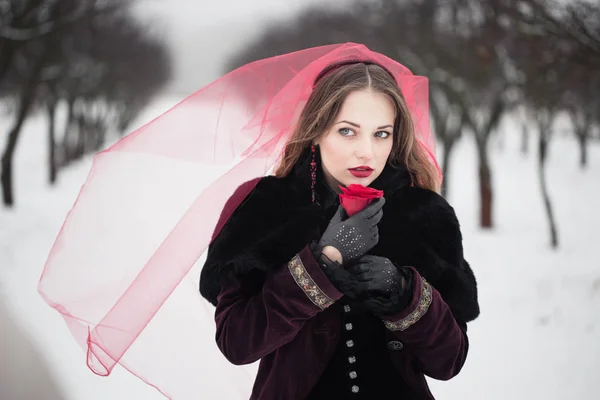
[348,255,401,294]
[309,242,359,295]
[346,255,413,316]
[316,197,385,264]
[321,246,342,264]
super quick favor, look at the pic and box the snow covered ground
[1,95,599,399]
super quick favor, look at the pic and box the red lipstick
[349,166,374,178]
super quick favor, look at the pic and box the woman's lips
[349,167,373,178]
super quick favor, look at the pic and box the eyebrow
[336,120,393,130]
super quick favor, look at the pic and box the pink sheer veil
[38,42,440,399]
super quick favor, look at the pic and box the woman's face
[315,89,396,191]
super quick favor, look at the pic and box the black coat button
[388,340,404,351]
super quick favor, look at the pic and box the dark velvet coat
[200,149,480,399]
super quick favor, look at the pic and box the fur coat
[200,147,480,399]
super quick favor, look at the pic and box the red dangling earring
[310,145,317,203]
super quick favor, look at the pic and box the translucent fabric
[38,42,440,399]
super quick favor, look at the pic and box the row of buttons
[343,304,360,394]
[341,303,405,395]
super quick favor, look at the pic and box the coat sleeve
[200,177,344,365]
[381,267,469,380]
[214,246,343,365]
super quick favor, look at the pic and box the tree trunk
[472,98,504,229]
[538,127,559,248]
[1,85,37,206]
[441,137,456,198]
[47,102,58,185]
[75,115,86,159]
[479,160,493,228]
[578,132,588,169]
[521,123,529,155]
[1,139,17,206]
[569,111,590,170]
[1,43,48,206]
[0,44,18,87]
[476,139,493,229]
[62,98,75,165]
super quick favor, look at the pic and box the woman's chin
[340,177,375,187]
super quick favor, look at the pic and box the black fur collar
[200,148,479,322]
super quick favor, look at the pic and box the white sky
[132,0,349,94]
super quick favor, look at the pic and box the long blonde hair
[274,62,441,193]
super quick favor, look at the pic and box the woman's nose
[355,136,375,160]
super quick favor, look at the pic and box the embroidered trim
[287,254,335,310]
[383,279,433,331]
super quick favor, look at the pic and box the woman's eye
[376,131,391,139]
[339,127,355,136]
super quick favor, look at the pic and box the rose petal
[340,197,371,217]
[338,185,384,216]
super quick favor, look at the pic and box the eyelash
[338,127,391,139]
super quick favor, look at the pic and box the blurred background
[1,0,599,399]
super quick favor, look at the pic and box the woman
[199,60,480,399]
[39,43,479,399]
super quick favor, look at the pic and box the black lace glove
[316,198,385,264]
[346,255,413,316]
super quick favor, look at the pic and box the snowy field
[1,95,599,400]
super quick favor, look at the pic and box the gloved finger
[354,255,380,264]
[347,270,374,283]
[368,208,384,225]
[329,204,347,225]
[370,230,379,243]
[346,263,373,276]
[364,280,387,293]
[353,197,386,220]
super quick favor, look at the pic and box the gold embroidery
[384,279,432,331]
[287,254,335,310]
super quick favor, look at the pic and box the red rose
[339,184,384,217]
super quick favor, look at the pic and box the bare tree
[512,0,600,68]
[1,38,51,205]
[504,0,600,247]
[564,73,600,170]
[536,108,559,248]
[37,32,66,184]
[377,0,515,227]
[0,0,93,88]
[451,0,519,229]
[431,93,465,198]
[0,0,171,206]
[56,8,171,166]
[562,44,600,169]
[509,0,600,169]
[45,92,59,184]
[0,0,101,204]
[511,28,569,248]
